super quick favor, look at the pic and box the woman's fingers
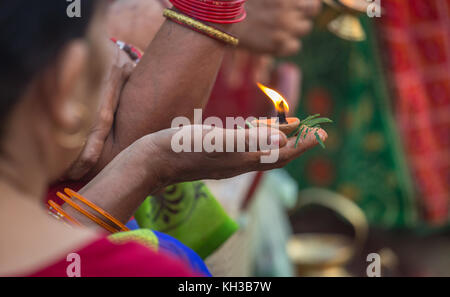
[278,128,328,164]
[170,125,288,153]
[225,126,288,152]
[272,30,302,56]
[279,38,302,57]
[171,124,325,164]
[296,0,323,17]
[147,124,327,184]
[65,60,135,180]
[291,18,314,37]
[106,62,134,112]
[235,0,322,55]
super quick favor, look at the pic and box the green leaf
[301,114,320,124]
[294,127,305,148]
[306,117,333,127]
[295,136,300,148]
[315,132,325,149]
[292,114,332,149]
[299,126,305,136]
[288,125,301,138]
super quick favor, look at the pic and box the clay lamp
[251,83,300,136]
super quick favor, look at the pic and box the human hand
[65,44,135,180]
[77,124,326,223]
[234,0,322,56]
[140,124,327,185]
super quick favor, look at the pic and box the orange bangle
[64,188,130,232]
[48,200,83,227]
[56,192,120,234]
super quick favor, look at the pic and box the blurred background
[203,0,450,277]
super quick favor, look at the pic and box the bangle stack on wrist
[164,0,246,46]
[170,0,246,24]
[48,188,130,234]
[163,9,239,46]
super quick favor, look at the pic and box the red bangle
[170,5,246,23]
[169,0,247,24]
[197,0,246,7]
[176,11,247,24]
[178,0,244,10]
[172,1,243,19]
[173,0,243,15]
[171,0,245,13]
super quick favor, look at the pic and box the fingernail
[319,130,328,141]
[270,134,280,146]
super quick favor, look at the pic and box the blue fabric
[122,219,210,275]
[154,230,212,276]
[125,218,140,230]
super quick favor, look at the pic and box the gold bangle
[163,9,239,47]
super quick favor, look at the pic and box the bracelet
[54,188,130,234]
[56,192,120,233]
[110,38,142,63]
[48,200,83,226]
[169,0,246,24]
[64,188,130,232]
[172,0,243,16]
[163,9,239,46]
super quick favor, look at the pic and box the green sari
[286,18,418,229]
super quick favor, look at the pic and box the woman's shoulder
[27,237,198,277]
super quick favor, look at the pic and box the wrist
[136,134,175,193]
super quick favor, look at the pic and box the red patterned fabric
[25,237,198,277]
[378,0,450,223]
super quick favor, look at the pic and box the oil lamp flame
[257,82,289,124]
[257,83,289,113]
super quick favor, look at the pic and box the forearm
[65,137,170,225]
[97,20,230,169]
[62,124,326,228]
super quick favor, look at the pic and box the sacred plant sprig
[288,114,333,149]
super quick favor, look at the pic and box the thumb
[245,127,288,151]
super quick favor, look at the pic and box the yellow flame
[257,82,289,113]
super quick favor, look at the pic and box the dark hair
[0,0,98,125]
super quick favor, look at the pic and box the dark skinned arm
[90,20,232,176]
